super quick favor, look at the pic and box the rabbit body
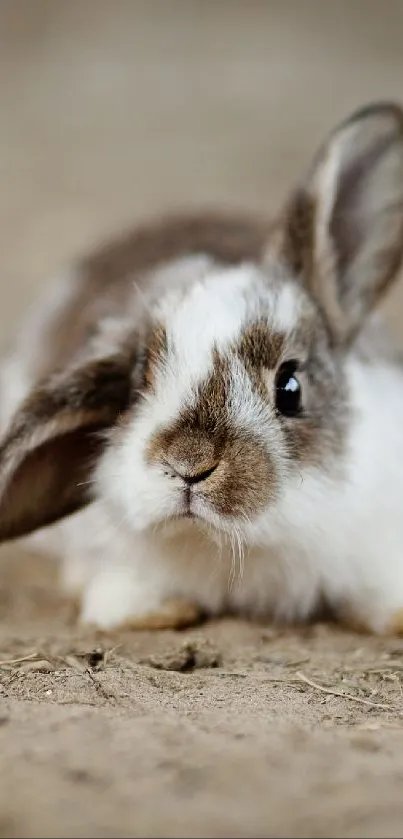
[2,103,403,633]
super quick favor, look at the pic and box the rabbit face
[96,260,348,537]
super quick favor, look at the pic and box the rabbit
[1,101,403,634]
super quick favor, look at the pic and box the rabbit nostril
[182,463,218,486]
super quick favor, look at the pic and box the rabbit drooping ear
[267,102,403,343]
[0,351,134,541]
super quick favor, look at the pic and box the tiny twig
[296,671,397,712]
[0,652,39,667]
[85,668,117,701]
[104,644,122,666]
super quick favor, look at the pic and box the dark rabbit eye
[275,362,302,417]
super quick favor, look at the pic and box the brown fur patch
[207,435,275,517]
[337,606,403,637]
[186,352,230,439]
[338,605,403,637]
[237,321,285,400]
[106,598,202,631]
[83,211,268,287]
[146,351,232,475]
[237,314,348,468]
[237,322,284,371]
[269,189,315,279]
[338,613,373,636]
[36,211,269,382]
[147,347,275,519]
[0,352,135,542]
[143,323,168,390]
[280,317,349,466]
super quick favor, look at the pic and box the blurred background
[1,0,403,336]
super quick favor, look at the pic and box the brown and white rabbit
[1,102,403,633]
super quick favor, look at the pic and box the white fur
[270,280,302,335]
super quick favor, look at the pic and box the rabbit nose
[181,463,218,485]
[161,432,219,484]
[163,456,218,485]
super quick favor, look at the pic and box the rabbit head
[1,102,403,544]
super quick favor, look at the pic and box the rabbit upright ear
[268,102,403,343]
[0,352,134,541]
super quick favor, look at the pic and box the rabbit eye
[275,361,302,417]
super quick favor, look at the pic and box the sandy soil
[2,551,403,838]
[1,2,403,836]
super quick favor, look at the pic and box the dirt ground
[2,2,403,837]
